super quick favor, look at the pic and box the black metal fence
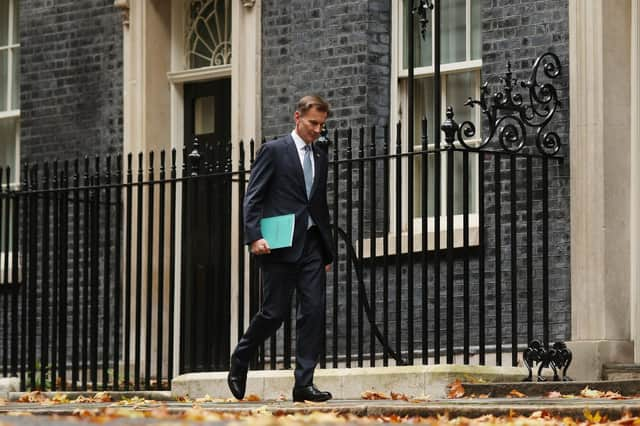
[0,53,567,392]
[0,132,566,390]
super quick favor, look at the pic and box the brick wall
[20,0,123,163]
[261,0,390,138]
[481,0,571,343]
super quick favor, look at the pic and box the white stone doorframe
[120,0,261,379]
[569,0,635,380]
[631,0,640,364]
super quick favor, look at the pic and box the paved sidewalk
[2,395,640,418]
[3,380,640,423]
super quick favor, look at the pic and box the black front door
[180,78,231,373]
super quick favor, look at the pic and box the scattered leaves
[507,389,527,398]
[614,412,640,425]
[244,394,261,402]
[581,386,605,398]
[546,391,563,398]
[603,390,629,400]
[112,396,156,406]
[1,406,639,426]
[390,391,409,401]
[447,379,465,399]
[92,391,112,402]
[194,394,226,403]
[50,393,70,404]
[361,390,389,400]
[17,391,48,403]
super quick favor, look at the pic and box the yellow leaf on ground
[50,393,70,404]
[584,409,603,423]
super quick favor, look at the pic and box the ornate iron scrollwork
[411,0,434,41]
[523,339,572,382]
[441,52,562,157]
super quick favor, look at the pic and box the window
[186,0,231,69]
[0,0,19,184]
[394,0,481,227]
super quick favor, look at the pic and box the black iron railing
[0,53,568,392]
[0,136,566,390]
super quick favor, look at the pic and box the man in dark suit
[228,95,334,402]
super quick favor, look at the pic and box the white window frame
[0,0,20,278]
[0,0,20,187]
[385,0,481,254]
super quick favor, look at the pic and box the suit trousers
[232,227,326,387]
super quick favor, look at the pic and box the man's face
[295,107,328,144]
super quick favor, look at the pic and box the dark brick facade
[20,0,123,163]
[481,0,571,343]
[261,0,390,138]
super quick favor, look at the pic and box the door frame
[180,77,233,373]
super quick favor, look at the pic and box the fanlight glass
[187,0,231,68]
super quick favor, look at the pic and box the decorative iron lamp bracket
[440,52,562,157]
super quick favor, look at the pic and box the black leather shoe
[227,357,248,400]
[292,384,332,402]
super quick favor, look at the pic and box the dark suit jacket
[243,134,334,265]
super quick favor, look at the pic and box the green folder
[260,213,295,249]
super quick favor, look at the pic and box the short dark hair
[296,95,330,115]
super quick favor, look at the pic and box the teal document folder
[260,213,295,249]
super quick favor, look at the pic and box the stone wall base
[566,340,634,381]
[172,364,528,400]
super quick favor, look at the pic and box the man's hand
[325,263,332,272]
[251,238,271,255]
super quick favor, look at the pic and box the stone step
[602,364,640,381]
[462,379,640,397]
[172,364,528,400]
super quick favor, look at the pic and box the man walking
[228,95,334,402]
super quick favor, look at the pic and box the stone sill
[356,214,479,258]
